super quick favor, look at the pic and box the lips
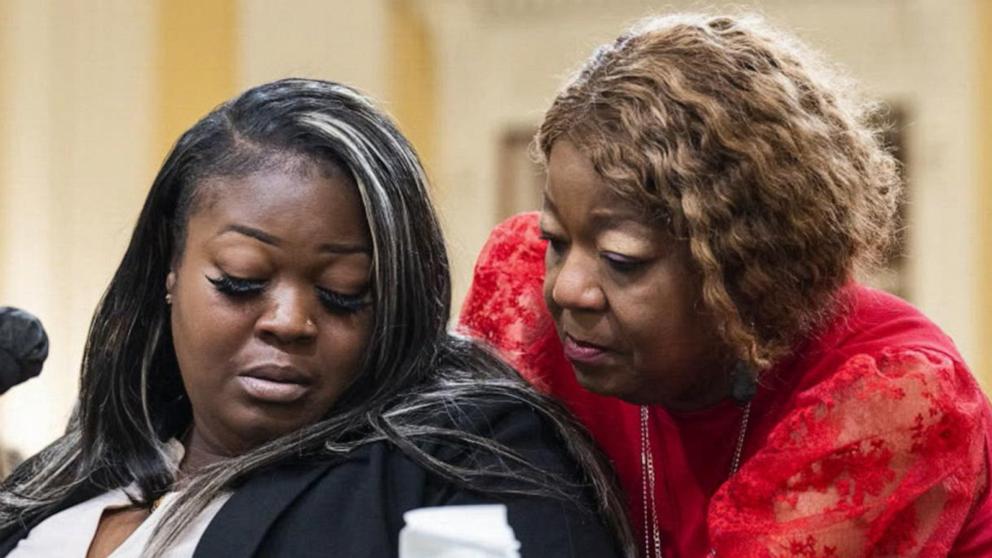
[561,334,613,366]
[237,364,312,403]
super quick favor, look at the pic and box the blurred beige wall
[0,0,989,458]
[0,0,156,456]
[980,0,992,401]
[239,0,388,95]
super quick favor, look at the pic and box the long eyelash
[207,273,369,313]
[316,287,370,314]
[206,274,265,296]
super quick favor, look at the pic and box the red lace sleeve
[710,348,989,557]
[457,212,559,390]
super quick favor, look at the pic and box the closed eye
[316,287,370,315]
[207,273,369,315]
[602,252,648,273]
[206,273,265,296]
[538,230,567,256]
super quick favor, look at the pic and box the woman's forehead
[187,167,370,248]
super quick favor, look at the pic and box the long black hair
[0,79,633,556]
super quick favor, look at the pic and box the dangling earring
[731,360,757,404]
[165,293,173,305]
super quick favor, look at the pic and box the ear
[166,270,176,294]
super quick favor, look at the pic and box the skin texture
[166,162,373,470]
[540,140,732,410]
[86,162,374,558]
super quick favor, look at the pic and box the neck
[179,426,236,475]
[662,365,736,412]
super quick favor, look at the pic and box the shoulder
[461,211,545,305]
[809,284,965,368]
[458,211,546,336]
[776,344,988,479]
[390,391,624,557]
[472,211,545,271]
[285,389,581,488]
[457,212,564,387]
[770,284,985,441]
[786,285,989,502]
[412,390,573,465]
[783,284,988,461]
[711,286,992,555]
[370,387,605,514]
[0,478,105,557]
[253,394,621,558]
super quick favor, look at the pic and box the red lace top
[457,212,992,558]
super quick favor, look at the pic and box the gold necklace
[149,493,167,513]
[639,401,752,558]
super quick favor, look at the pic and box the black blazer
[0,399,622,557]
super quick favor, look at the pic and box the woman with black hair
[0,79,632,557]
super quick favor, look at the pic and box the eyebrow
[219,224,371,254]
[542,192,647,231]
[587,209,646,231]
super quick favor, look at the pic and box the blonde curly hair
[537,13,901,370]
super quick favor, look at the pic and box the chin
[573,365,634,401]
[232,409,311,449]
[573,364,669,406]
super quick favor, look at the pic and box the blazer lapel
[193,459,337,558]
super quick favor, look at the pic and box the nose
[255,284,318,345]
[547,250,606,311]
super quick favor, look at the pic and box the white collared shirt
[9,442,231,557]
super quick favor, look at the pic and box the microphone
[0,307,49,395]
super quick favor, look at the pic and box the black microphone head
[0,307,49,394]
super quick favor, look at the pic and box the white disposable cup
[399,504,522,558]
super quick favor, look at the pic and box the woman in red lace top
[458,13,992,558]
